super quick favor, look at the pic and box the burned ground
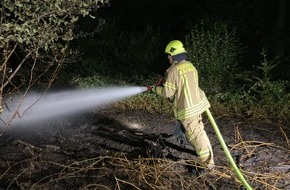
[0,107,289,190]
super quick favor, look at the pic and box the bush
[0,0,105,91]
[213,51,290,124]
[114,92,173,115]
[71,74,127,88]
[61,24,165,84]
[185,21,242,94]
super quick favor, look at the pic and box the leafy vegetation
[57,18,290,125]
[0,2,289,190]
[185,21,242,94]
[114,92,173,115]
[213,51,290,123]
[60,25,165,85]
[0,0,107,110]
[1,1,289,125]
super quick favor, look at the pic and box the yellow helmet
[165,40,186,56]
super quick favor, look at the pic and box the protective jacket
[153,60,210,120]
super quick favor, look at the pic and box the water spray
[0,86,147,127]
[0,85,252,189]
[206,109,252,190]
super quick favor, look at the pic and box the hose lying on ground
[206,109,252,190]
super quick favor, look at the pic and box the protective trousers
[180,115,214,169]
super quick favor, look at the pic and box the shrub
[0,0,106,91]
[185,21,242,94]
[71,74,127,88]
[62,25,165,84]
[114,92,173,115]
[213,51,290,124]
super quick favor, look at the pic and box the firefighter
[149,40,214,173]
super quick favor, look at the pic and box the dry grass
[0,111,289,189]
[1,149,289,190]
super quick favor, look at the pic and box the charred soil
[0,107,289,190]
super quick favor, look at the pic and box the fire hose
[146,84,252,189]
[206,109,252,190]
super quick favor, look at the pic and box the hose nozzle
[146,85,152,92]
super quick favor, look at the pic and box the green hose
[206,109,252,190]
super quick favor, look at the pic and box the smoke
[0,86,147,127]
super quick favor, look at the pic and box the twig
[115,176,142,190]
[279,126,289,147]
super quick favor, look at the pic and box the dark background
[92,0,289,79]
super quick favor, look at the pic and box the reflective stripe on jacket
[153,60,210,120]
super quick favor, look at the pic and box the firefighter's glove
[174,120,187,145]
[155,77,164,87]
[146,85,153,92]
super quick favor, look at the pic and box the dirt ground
[0,107,289,190]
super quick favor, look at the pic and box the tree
[0,0,108,129]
